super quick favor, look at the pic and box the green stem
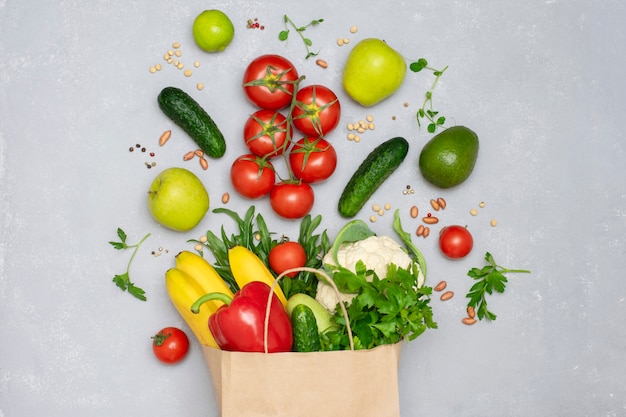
[190,292,233,314]
[125,233,151,274]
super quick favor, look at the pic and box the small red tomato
[269,241,307,278]
[152,327,190,365]
[289,137,337,183]
[439,225,474,259]
[292,84,341,137]
[242,54,299,110]
[230,154,275,199]
[269,181,315,219]
[243,109,289,158]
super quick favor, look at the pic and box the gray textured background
[1,1,625,416]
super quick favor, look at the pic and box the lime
[192,9,235,53]
[418,126,479,188]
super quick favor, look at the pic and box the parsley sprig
[466,252,531,321]
[409,58,448,133]
[278,15,324,59]
[109,228,150,301]
[322,261,437,350]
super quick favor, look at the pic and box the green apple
[342,38,407,107]
[147,167,209,232]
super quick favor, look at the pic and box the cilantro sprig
[409,58,448,133]
[466,252,531,321]
[109,228,150,301]
[322,261,437,350]
[278,15,324,59]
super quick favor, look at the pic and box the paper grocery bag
[202,342,403,417]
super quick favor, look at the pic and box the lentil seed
[183,151,195,161]
[423,226,430,237]
[470,208,478,216]
[467,306,476,319]
[437,197,447,209]
[434,280,447,292]
[159,130,172,146]
[410,206,418,218]
[199,157,208,170]
[423,216,439,224]
[349,25,358,33]
[315,59,328,69]
[384,203,391,210]
[369,215,377,223]
[197,83,204,91]
[479,201,486,208]
[416,224,425,236]
[462,317,477,325]
[194,149,204,157]
[430,199,440,211]
[221,192,230,204]
[184,69,192,77]
[490,219,498,227]
[440,291,454,301]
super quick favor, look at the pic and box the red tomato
[269,241,307,278]
[242,54,299,110]
[243,109,289,158]
[152,327,189,365]
[270,181,315,219]
[230,154,275,199]
[439,225,474,259]
[292,84,341,137]
[289,137,337,183]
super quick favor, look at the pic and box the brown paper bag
[202,342,403,417]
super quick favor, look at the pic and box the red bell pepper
[191,281,293,352]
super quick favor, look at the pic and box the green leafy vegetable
[321,261,437,350]
[466,252,531,321]
[392,209,427,279]
[108,228,150,301]
[278,14,324,59]
[330,219,376,265]
[409,58,448,133]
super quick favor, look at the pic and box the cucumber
[286,293,338,334]
[291,304,322,352]
[338,137,409,218]
[157,86,226,158]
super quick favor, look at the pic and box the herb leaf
[109,228,150,301]
[466,252,531,321]
[279,14,324,59]
[409,58,448,133]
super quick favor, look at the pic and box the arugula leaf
[466,252,531,321]
[109,228,150,301]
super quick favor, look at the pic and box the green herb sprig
[466,252,531,321]
[278,15,324,59]
[109,228,150,301]
[410,58,448,133]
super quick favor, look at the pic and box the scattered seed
[221,192,230,204]
[423,216,439,224]
[172,41,181,49]
[197,83,204,91]
[430,199,440,211]
[437,197,447,209]
[347,123,354,130]
[403,102,409,107]
[155,64,162,71]
[159,130,172,146]
[183,151,195,161]
[440,291,454,301]
[366,114,374,122]
[342,38,350,44]
[149,152,155,157]
[467,306,476,319]
[462,317,477,325]
[141,147,146,152]
[349,25,358,33]
[384,203,391,211]
[434,280,447,292]
[194,243,203,252]
[410,206,419,218]
[255,233,261,241]
[470,208,478,216]
[149,66,157,73]
[354,135,361,142]
[199,157,208,170]
[368,122,375,130]
[372,204,381,212]
[194,149,204,157]
[337,38,344,46]
[392,115,397,120]
[174,50,182,57]
[416,224,425,236]
[184,69,192,77]
[490,219,498,227]
[129,147,134,152]
[377,209,384,216]
[479,201,486,208]
[422,226,430,237]
[357,127,366,133]
[347,133,356,141]
[316,59,328,69]
[194,61,200,68]
[199,235,208,243]
[369,215,377,223]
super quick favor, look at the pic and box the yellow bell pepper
[228,245,287,306]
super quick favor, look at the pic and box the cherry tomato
[289,137,337,183]
[152,327,189,365]
[230,154,275,199]
[242,54,299,110]
[439,225,474,259]
[292,84,341,137]
[243,109,289,158]
[269,241,307,278]
[270,181,315,219]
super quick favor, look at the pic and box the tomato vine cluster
[231,54,341,219]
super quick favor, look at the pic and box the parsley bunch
[321,261,437,350]
[109,228,150,301]
[466,252,531,321]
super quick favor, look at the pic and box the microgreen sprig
[410,58,448,133]
[278,15,324,59]
[109,227,150,301]
[466,252,531,321]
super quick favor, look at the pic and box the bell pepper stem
[190,292,232,314]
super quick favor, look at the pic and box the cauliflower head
[315,235,425,312]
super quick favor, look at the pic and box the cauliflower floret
[315,235,425,312]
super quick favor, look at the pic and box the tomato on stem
[270,181,315,219]
[439,225,473,259]
[289,137,337,183]
[244,109,290,158]
[242,54,300,110]
[230,154,276,199]
[292,84,341,137]
[152,327,189,365]
[269,241,307,278]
